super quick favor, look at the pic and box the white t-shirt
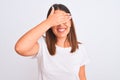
[35,36,89,80]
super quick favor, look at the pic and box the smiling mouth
[57,28,66,32]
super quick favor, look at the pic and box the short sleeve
[31,36,46,59]
[72,44,90,74]
[79,44,90,66]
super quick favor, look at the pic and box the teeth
[57,28,65,32]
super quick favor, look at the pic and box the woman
[15,4,89,80]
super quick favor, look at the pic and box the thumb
[50,6,54,15]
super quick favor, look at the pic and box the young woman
[15,4,89,80]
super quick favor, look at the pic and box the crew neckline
[55,44,71,49]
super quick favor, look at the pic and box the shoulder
[78,43,86,49]
[34,36,47,58]
[76,43,88,56]
[39,36,46,41]
[38,36,46,44]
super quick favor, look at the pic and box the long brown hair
[46,4,79,55]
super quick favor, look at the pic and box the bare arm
[79,65,87,80]
[15,20,52,56]
[14,8,71,56]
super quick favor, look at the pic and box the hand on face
[47,7,72,27]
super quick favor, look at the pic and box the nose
[59,24,64,27]
[57,24,65,28]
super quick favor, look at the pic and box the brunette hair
[46,4,79,55]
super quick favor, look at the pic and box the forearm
[15,20,51,53]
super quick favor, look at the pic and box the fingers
[50,6,54,16]
[55,11,71,20]
[59,15,71,24]
[57,12,71,23]
[47,9,72,26]
[64,15,72,22]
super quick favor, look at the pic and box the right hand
[47,7,71,27]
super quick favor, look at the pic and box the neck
[56,37,70,48]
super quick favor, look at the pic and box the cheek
[51,27,57,33]
[67,27,71,33]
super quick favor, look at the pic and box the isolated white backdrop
[0,0,120,80]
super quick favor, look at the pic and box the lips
[57,28,66,32]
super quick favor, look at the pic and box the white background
[0,0,120,80]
